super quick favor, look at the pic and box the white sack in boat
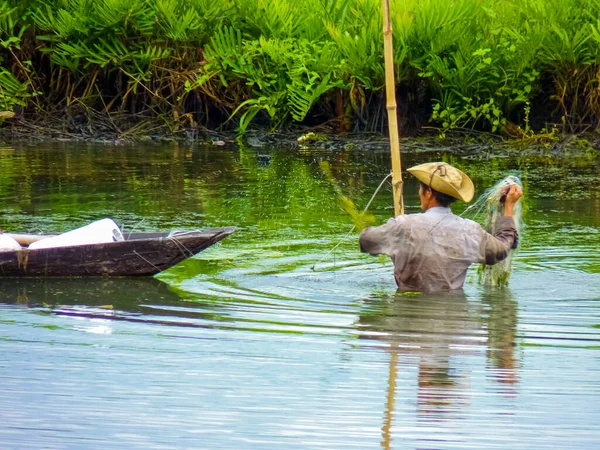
[28,218,124,250]
[0,234,22,251]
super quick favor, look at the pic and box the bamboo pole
[382,0,404,217]
[381,3,402,446]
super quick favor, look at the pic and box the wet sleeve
[479,216,519,265]
[359,217,403,256]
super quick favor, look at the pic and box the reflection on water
[358,289,519,449]
[0,142,599,449]
[1,278,182,308]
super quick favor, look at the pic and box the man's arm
[359,217,404,256]
[480,184,523,265]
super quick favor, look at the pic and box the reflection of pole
[381,351,398,450]
[382,0,404,217]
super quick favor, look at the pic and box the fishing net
[461,176,524,286]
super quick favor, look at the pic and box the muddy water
[0,142,599,449]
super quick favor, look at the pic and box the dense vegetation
[1,0,600,137]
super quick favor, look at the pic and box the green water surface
[0,141,599,449]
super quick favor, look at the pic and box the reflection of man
[359,162,522,292]
[357,288,519,448]
[482,288,519,386]
[360,292,480,414]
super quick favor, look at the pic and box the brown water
[0,141,599,449]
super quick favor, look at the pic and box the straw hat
[407,162,474,202]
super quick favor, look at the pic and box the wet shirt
[359,207,518,292]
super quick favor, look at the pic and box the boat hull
[0,227,235,277]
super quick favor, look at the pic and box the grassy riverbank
[1,0,600,139]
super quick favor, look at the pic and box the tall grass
[2,0,600,135]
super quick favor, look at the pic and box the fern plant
[0,1,39,112]
[0,68,34,110]
[3,0,600,133]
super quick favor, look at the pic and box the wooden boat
[0,227,235,277]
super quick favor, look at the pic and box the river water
[0,141,599,449]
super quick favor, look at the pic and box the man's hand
[503,184,523,216]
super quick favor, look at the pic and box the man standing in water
[359,162,523,292]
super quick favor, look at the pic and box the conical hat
[407,162,474,202]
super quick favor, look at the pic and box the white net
[462,176,523,286]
